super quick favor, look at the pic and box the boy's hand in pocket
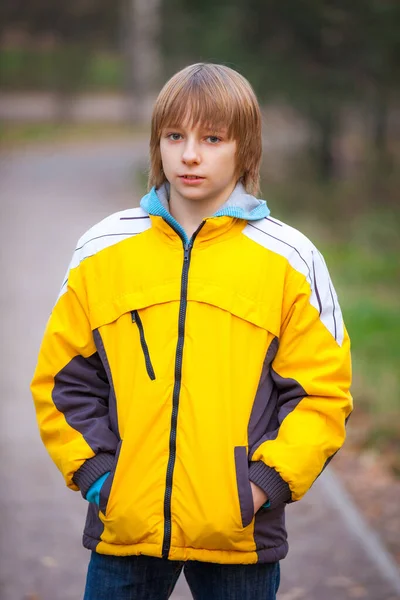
[250,481,268,513]
[86,471,110,506]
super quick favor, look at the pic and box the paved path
[1,140,399,600]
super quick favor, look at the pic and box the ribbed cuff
[72,452,116,498]
[249,461,291,510]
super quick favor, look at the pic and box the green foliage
[0,122,149,146]
[0,0,119,45]
[0,48,122,91]
[2,0,399,102]
[89,52,124,89]
[161,1,399,99]
[160,0,399,179]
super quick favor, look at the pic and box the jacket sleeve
[30,252,119,497]
[249,246,352,509]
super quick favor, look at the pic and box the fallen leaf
[348,584,368,598]
[40,556,58,568]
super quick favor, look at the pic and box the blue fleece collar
[140,182,270,244]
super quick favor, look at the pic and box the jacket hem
[82,538,288,564]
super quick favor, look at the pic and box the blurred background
[1,1,399,598]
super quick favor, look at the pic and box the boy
[31,63,352,599]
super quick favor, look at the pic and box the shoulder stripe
[75,231,141,252]
[311,252,323,315]
[57,208,151,301]
[265,216,283,227]
[317,248,343,344]
[329,282,337,340]
[247,222,312,283]
[243,218,344,346]
[120,216,150,221]
[312,249,344,345]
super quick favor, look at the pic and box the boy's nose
[181,142,200,165]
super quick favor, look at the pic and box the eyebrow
[162,124,228,135]
[205,127,228,135]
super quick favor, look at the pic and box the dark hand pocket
[234,446,255,528]
[99,440,123,515]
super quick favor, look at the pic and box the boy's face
[159,122,238,206]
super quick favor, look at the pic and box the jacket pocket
[131,310,156,380]
[234,446,254,528]
[99,440,123,516]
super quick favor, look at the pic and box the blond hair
[148,63,262,196]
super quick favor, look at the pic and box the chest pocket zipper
[131,310,156,380]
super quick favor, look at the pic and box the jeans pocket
[234,446,254,528]
[99,440,123,516]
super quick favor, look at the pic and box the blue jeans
[84,552,280,600]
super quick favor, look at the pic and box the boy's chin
[173,183,210,199]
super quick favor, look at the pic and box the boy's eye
[167,133,182,141]
[206,136,221,144]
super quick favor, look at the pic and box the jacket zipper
[131,309,156,380]
[161,221,205,559]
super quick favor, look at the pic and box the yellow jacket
[31,182,352,564]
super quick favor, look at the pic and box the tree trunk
[312,108,337,181]
[371,86,392,174]
[121,0,162,124]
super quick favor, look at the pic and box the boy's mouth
[178,174,206,185]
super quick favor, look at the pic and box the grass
[263,173,400,472]
[0,122,150,149]
[0,48,123,91]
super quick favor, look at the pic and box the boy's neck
[168,183,236,240]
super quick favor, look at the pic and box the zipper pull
[131,310,136,323]
[184,244,191,262]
